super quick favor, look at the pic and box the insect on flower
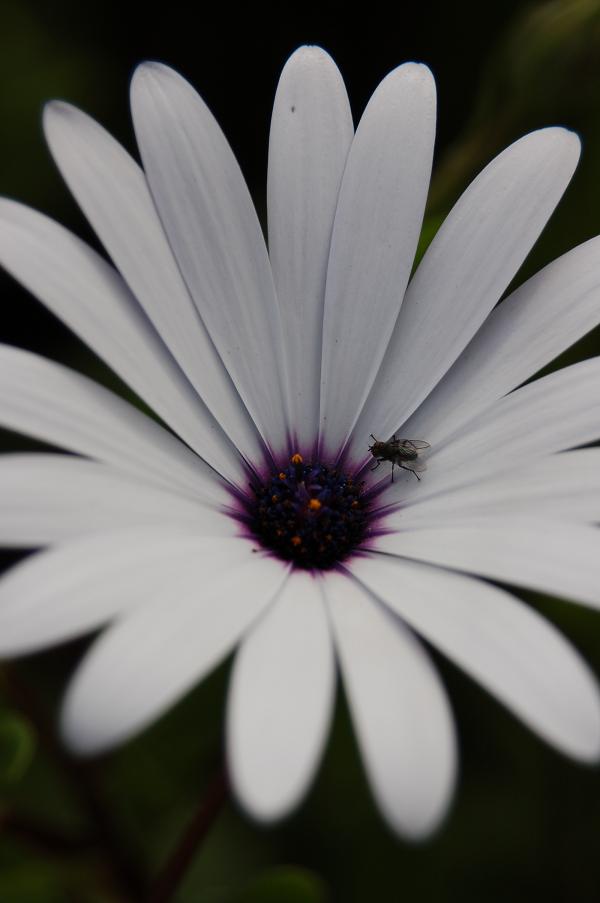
[369,435,430,482]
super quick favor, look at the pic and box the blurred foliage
[0,1,119,210]
[0,705,36,786]
[222,866,329,902]
[191,866,329,903]
[1,1,600,901]
[429,0,600,275]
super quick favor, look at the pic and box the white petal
[319,64,436,456]
[374,519,600,610]
[227,570,335,821]
[0,531,242,656]
[62,551,288,755]
[0,454,233,547]
[348,127,580,463]
[0,199,244,481]
[403,234,600,444]
[394,449,600,526]
[268,46,353,449]
[352,555,600,761]
[130,63,290,455]
[43,103,264,468]
[383,357,600,506]
[324,570,456,840]
[0,345,223,502]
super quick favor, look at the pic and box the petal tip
[522,126,582,179]
[130,61,194,117]
[373,60,437,115]
[379,771,456,843]
[544,124,581,153]
[42,100,93,148]
[285,44,335,68]
[60,669,117,759]
[521,125,581,160]
[42,99,73,127]
[276,46,345,100]
[229,764,305,826]
[566,690,600,765]
[132,60,180,86]
[130,60,171,97]
[392,60,436,89]
[559,126,582,161]
[60,704,98,758]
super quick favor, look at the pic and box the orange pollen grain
[271,494,279,503]
[291,453,303,464]
[278,472,286,480]
[291,535,302,547]
[308,499,322,511]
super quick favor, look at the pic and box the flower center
[237,453,374,570]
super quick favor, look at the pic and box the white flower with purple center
[1,45,600,840]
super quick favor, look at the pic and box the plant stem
[4,665,145,901]
[0,808,94,855]
[147,765,229,903]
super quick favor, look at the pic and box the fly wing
[403,439,430,450]
[400,458,427,473]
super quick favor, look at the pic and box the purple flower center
[235,454,376,570]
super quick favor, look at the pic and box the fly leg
[400,463,421,481]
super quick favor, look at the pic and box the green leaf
[0,709,36,785]
[228,866,329,903]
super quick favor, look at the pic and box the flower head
[1,45,600,839]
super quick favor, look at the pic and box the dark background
[2,1,600,900]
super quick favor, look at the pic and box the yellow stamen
[308,498,322,511]
[291,453,303,465]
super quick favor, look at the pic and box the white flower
[1,45,600,841]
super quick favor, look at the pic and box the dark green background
[1,1,600,900]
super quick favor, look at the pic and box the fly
[368,435,430,482]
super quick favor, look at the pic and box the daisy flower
[1,45,600,841]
